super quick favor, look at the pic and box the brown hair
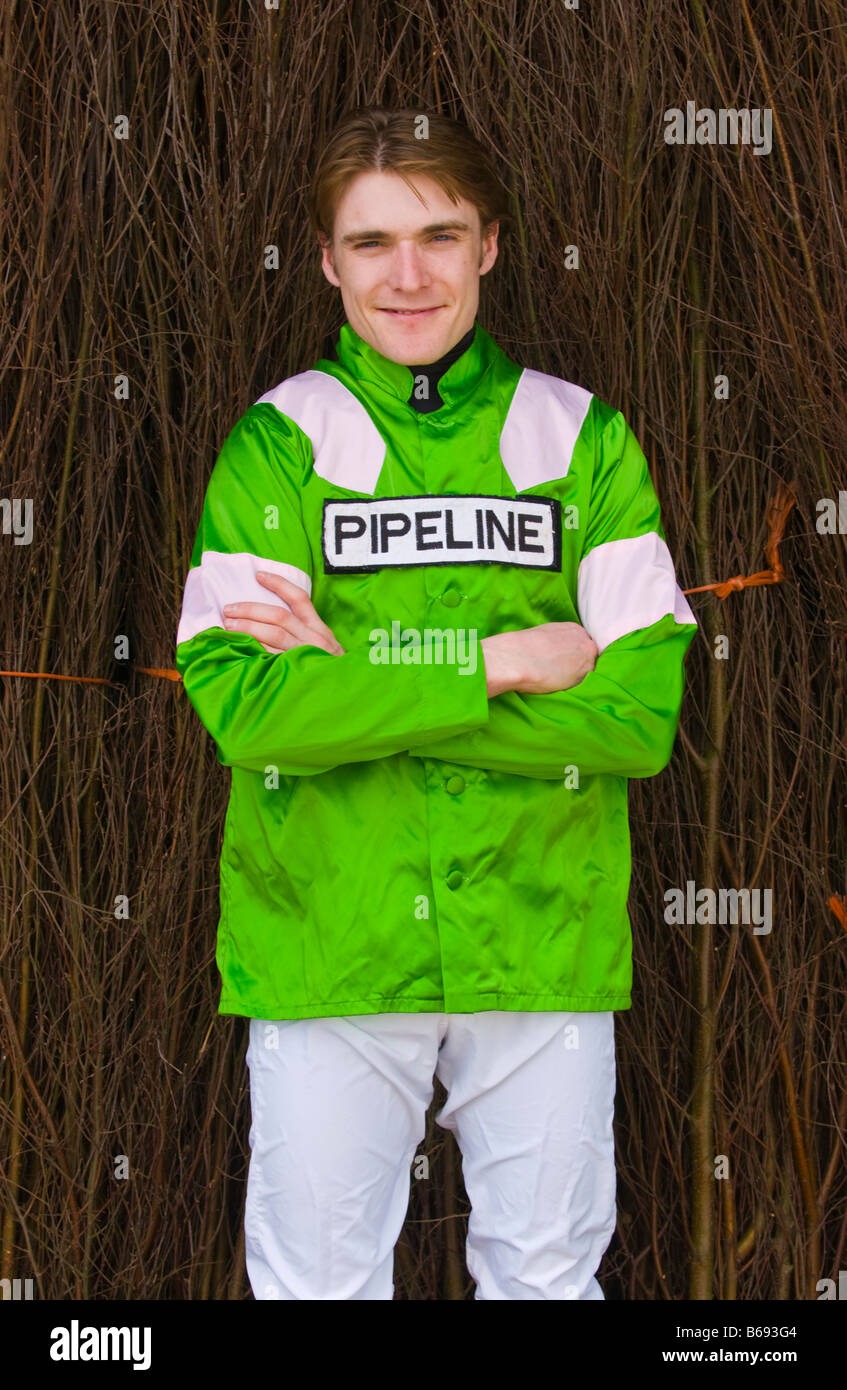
[307,106,514,248]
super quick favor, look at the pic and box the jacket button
[446,869,464,891]
[441,589,461,607]
[445,775,465,795]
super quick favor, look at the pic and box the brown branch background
[0,0,845,1300]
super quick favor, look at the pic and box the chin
[377,320,456,363]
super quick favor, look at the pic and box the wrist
[480,634,521,699]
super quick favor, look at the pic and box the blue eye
[354,234,457,249]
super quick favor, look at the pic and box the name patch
[322,494,561,573]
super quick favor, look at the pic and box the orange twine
[0,483,798,688]
[0,665,185,685]
[682,480,796,599]
[828,895,847,933]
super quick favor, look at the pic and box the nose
[386,241,432,292]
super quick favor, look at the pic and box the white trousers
[244,1009,617,1301]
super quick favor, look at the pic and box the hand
[480,622,598,698]
[222,572,345,656]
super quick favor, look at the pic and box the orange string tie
[683,480,796,599]
[828,895,847,933]
[134,666,182,682]
[0,670,117,685]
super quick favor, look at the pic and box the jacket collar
[332,318,495,410]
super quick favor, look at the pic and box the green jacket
[175,320,698,1019]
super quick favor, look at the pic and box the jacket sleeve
[406,405,699,780]
[175,405,491,775]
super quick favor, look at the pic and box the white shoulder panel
[255,370,385,495]
[577,532,698,654]
[499,368,594,491]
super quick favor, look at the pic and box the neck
[406,324,477,414]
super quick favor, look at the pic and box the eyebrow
[339,220,472,246]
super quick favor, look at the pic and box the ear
[318,235,341,288]
[479,221,499,276]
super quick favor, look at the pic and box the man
[175,106,698,1300]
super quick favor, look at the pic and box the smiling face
[318,169,499,366]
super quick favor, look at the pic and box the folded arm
[407,406,699,780]
[409,613,696,779]
[175,407,492,776]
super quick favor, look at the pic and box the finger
[223,609,319,646]
[225,608,345,654]
[223,601,302,624]
[254,572,313,611]
[255,572,340,645]
[223,597,333,649]
[223,615,338,655]
[223,605,345,655]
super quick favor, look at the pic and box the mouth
[377,306,444,318]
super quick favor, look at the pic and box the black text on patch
[322,494,561,573]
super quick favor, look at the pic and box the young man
[175,107,698,1301]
